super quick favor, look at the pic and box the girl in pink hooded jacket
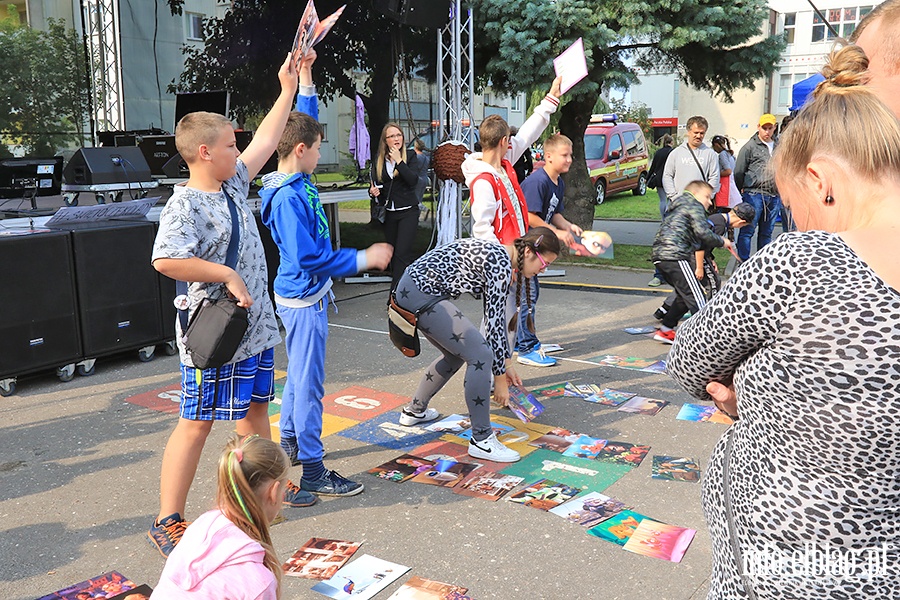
[152,435,288,599]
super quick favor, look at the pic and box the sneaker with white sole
[516,348,557,367]
[647,276,663,287]
[653,328,676,344]
[399,407,440,426]
[468,432,520,463]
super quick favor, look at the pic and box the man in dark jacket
[733,114,780,261]
[650,181,732,344]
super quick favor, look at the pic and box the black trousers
[385,207,420,294]
[654,259,709,329]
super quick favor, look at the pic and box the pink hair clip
[232,448,243,463]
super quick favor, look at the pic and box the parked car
[584,114,649,204]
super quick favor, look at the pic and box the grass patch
[594,190,662,220]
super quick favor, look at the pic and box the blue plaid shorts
[178,347,275,421]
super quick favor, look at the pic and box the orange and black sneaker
[147,512,189,558]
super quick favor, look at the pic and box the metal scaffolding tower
[80,0,124,141]
[435,0,475,244]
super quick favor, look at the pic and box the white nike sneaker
[399,407,441,427]
[468,432,520,463]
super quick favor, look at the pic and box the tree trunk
[558,95,597,232]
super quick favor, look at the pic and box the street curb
[540,280,673,297]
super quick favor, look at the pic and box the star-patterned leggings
[398,277,495,442]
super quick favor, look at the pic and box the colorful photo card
[622,519,696,563]
[453,471,525,501]
[624,326,656,335]
[589,354,659,370]
[283,538,363,579]
[508,478,580,511]
[585,388,636,407]
[642,360,668,374]
[107,584,152,600]
[501,449,632,492]
[455,421,514,441]
[411,440,473,464]
[651,456,701,482]
[676,403,735,425]
[386,575,469,599]
[561,435,608,460]
[528,427,582,453]
[549,491,630,528]
[424,414,470,433]
[574,383,603,402]
[617,396,669,416]
[367,454,435,483]
[507,385,545,422]
[593,441,651,467]
[563,382,587,397]
[311,554,409,600]
[586,510,651,546]
[38,571,138,600]
[530,383,568,399]
[291,0,346,65]
[410,459,480,488]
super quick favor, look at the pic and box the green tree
[470,0,785,229]
[0,11,89,156]
[166,0,433,164]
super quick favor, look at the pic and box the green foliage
[0,17,89,156]
[608,99,654,144]
[167,0,433,163]
[469,0,785,230]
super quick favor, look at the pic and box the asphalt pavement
[0,226,739,600]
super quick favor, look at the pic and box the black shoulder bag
[175,188,249,370]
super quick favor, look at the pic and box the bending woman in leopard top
[667,45,900,599]
[393,227,560,463]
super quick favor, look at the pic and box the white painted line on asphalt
[329,323,388,335]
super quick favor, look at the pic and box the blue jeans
[737,192,782,261]
[514,275,540,353]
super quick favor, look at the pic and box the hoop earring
[825,195,834,204]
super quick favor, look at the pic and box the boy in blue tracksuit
[260,51,392,498]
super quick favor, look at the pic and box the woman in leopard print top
[394,227,560,463]
[667,46,900,599]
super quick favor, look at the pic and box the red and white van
[584,114,649,204]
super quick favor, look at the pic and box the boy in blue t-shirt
[259,51,392,498]
[516,134,583,366]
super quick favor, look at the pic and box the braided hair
[509,226,561,333]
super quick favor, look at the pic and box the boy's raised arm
[241,52,298,180]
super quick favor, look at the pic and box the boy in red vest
[464,77,561,245]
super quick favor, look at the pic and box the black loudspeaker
[138,135,178,177]
[255,213,280,307]
[235,131,278,175]
[64,147,153,185]
[154,222,177,341]
[374,0,449,28]
[161,152,189,178]
[0,231,82,378]
[66,221,163,356]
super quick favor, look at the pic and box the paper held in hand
[291,0,346,65]
[553,37,588,94]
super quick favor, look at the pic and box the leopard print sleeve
[667,233,799,403]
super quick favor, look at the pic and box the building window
[778,73,792,108]
[510,94,521,112]
[783,12,796,44]
[812,6,872,43]
[186,12,204,41]
[321,123,328,143]
[483,93,490,105]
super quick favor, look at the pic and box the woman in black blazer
[369,122,420,294]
